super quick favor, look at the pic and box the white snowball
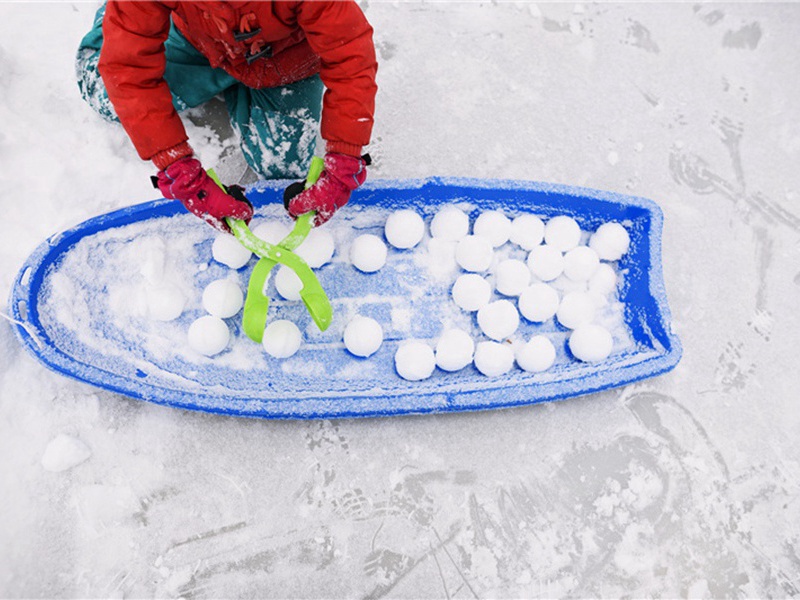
[563,246,600,281]
[252,221,291,245]
[456,235,493,272]
[145,284,186,321]
[41,434,91,472]
[202,279,244,318]
[518,283,560,322]
[262,319,302,359]
[212,234,252,269]
[473,341,515,377]
[430,205,470,241]
[385,209,425,249]
[588,263,618,296]
[556,291,596,329]
[527,244,564,281]
[495,259,531,297]
[544,215,582,252]
[188,315,230,356]
[569,324,614,362]
[452,274,492,312]
[275,266,303,301]
[343,316,383,358]
[295,228,335,268]
[510,214,545,250]
[395,341,436,381]
[474,210,512,248]
[516,335,556,372]
[477,299,520,341]
[435,329,475,372]
[350,234,387,273]
[589,222,630,261]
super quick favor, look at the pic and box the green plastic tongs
[208,157,332,343]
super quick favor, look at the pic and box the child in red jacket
[77,1,378,231]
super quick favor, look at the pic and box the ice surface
[2,2,800,598]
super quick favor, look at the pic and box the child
[76,1,378,231]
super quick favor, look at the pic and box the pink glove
[286,153,368,226]
[156,157,253,233]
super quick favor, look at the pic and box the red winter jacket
[98,1,377,165]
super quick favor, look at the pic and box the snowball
[474,210,511,248]
[435,329,475,372]
[343,316,383,358]
[495,259,531,297]
[295,228,335,268]
[563,246,600,281]
[544,215,582,252]
[41,434,91,472]
[569,324,613,362]
[350,234,387,273]
[212,234,252,269]
[262,319,302,358]
[516,335,556,372]
[188,316,230,356]
[202,279,244,318]
[430,205,470,241]
[518,283,560,322]
[527,244,564,281]
[456,235,493,272]
[395,341,436,381]
[452,274,492,312]
[588,263,618,296]
[252,221,291,245]
[556,291,596,329]
[589,222,630,261]
[275,266,303,301]
[510,214,545,250]
[477,299,520,341]
[385,209,425,249]
[145,284,186,321]
[473,341,515,377]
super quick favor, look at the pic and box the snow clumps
[202,279,244,318]
[262,320,302,358]
[351,234,387,273]
[212,234,252,269]
[395,341,436,381]
[188,315,230,356]
[385,209,425,249]
[344,316,383,358]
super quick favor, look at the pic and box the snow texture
[1,2,799,598]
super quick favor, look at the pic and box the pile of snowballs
[172,203,630,381]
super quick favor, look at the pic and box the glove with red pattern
[156,157,253,233]
[286,153,369,226]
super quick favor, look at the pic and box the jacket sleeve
[98,1,188,162]
[296,0,378,157]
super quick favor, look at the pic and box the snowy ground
[2,1,800,597]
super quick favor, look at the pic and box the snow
[569,324,614,362]
[544,215,582,252]
[590,222,631,261]
[556,291,596,329]
[201,279,244,319]
[518,282,560,323]
[384,209,425,249]
[262,319,302,359]
[473,210,511,248]
[509,214,545,250]
[455,234,493,272]
[343,315,383,358]
[294,227,335,268]
[187,316,230,357]
[476,299,520,341]
[429,205,469,241]
[451,273,492,312]
[494,258,531,297]
[434,328,475,372]
[211,234,252,269]
[2,2,800,597]
[563,245,601,281]
[527,243,565,281]
[473,341,515,377]
[515,335,557,373]
[274,265,303,301]
[144,284,186,322]
[349,233,387,273]
[394,341,435,381]
[40,434,91,472]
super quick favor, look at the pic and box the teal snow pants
[76,4,323,180]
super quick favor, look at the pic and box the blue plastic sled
[8,178,681,419]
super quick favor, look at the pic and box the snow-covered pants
[75,4,323,180]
